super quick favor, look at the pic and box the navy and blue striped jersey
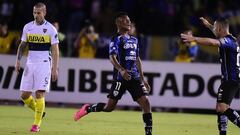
[219,35,240,82]
[109,34,140,81]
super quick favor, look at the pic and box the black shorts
[108,80,148,101]
[217,81,240,105]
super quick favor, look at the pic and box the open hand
[180,33,195,43]
[143,80,151,93]
[199,17,212,28]
[15,60,20,74]
[120,69,131,81]
[51,68,58,82]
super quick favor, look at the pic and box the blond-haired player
[15,2,59,132]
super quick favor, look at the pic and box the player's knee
[216,103,229,113]
[21,95,28,100]
[21,92,32,100]
[35,90,45,99]
[138,96,150,106]
[144,98,150,105]
[137,96,151,113]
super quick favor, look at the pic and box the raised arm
[200,17,214,32]
[15,41,27,74]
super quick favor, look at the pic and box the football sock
[22,95,36,111]
[87,103,106,113]
[217,113,228,135]
[224,108,240,128]
[34,97,45,126]
[143,113,152,135]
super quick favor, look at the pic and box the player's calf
[224,108,240,128]
[143,113,152,135]
[217,113,228,135]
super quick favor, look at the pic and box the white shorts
[20,61,51,92]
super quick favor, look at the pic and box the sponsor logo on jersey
[130,51,136,55]
[123,43,137,49]
[125,56,136,60]
[27,34,50,43]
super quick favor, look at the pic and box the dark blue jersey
[219,35,240,82]
[109,34,140,81]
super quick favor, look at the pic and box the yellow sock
[22,96,36,111]
[34,97,45,126]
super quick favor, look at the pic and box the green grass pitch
[0,105,238,135]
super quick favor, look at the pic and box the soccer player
[181,17,240,135]
[173,27,199,62]
[74,12,153,135]
[15,2,59,132]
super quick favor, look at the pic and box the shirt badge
[43,28,47,33]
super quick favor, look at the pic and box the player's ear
[44,8,47,16]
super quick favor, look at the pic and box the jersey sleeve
[50,26,59,45]
[219,37,234,49]
[21,25,27,42]
[109,36,119,55]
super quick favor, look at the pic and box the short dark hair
[216,17,229,28]
[115,12,128,20]
[181,25,192,33]
[84,19,92,27]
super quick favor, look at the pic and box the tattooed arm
[15,41,27,74]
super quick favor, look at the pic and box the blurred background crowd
[1,0,240,62]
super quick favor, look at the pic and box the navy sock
[87,103,106,113]
[217,113,228,135]
[143,113,152,135]
[224,108,240,128]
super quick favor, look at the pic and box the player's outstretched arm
[181,33,220,46]
[136,57,151,92]
[109,54,131,81]
[15,41,27,74]
[200,17,214,33]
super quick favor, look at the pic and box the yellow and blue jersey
[21,20,59,63]
[174,40,198,62]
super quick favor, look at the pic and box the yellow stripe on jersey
[27,34,50,43]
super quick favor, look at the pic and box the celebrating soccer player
[181,17,240,135]
[15,2,59,132]
[74,12,153,135]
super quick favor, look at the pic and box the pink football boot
[74,104,90,121]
